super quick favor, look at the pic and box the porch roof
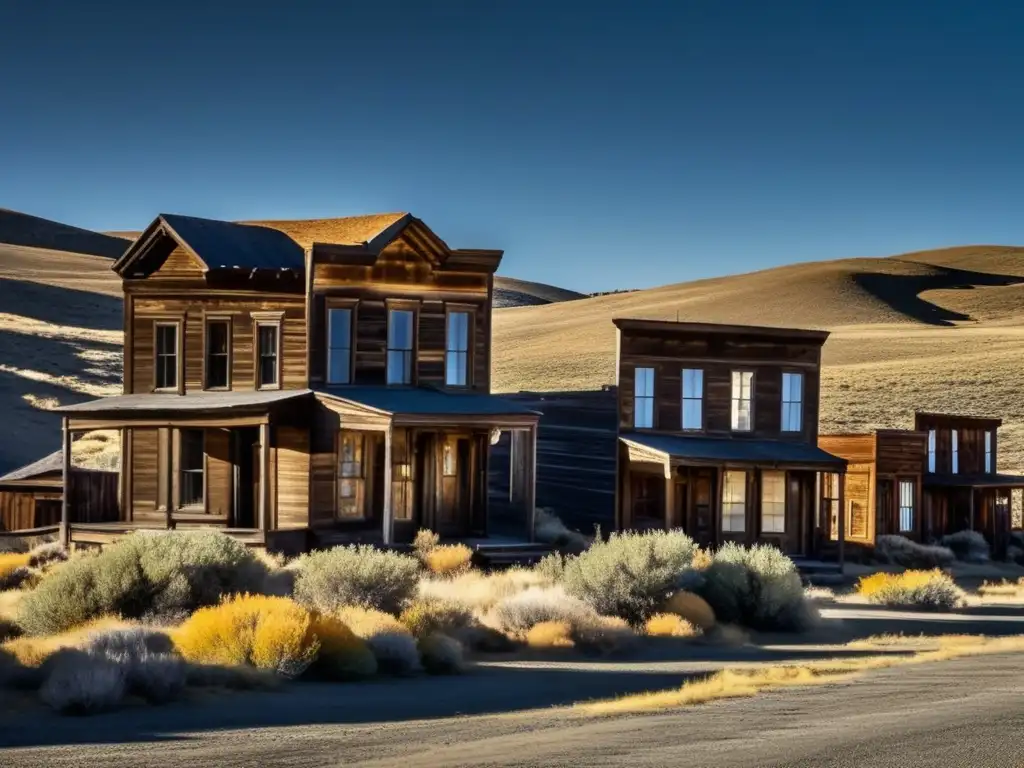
[924,472,1024,489]
[56,389,312,418]
[316,386,540,424]
[0,449,63,483]
[620,432,847,470]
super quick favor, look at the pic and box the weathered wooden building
[52,213,538,551]
[819,412,1024,558]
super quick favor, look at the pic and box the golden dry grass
[0,553,30,580]
[978,577,1024,601]
[423,544,473,577]
[662,591,716,630]
[645,613,699,638]
[526,620,575,648]
[577,633,1024,716]
[2,616,137,666]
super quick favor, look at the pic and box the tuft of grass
[526,621,575,649]
[645,613,699,638]
[3,616,138,667]
[417,568,553,613]
[399,598,474,638]
[856,569,967,611]
[423,544,473,577]
[978,577,1024,601]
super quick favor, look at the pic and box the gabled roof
[620,432,846,469]
[114,214,306,276]
[0,449,63,483]
[247,213,410,249]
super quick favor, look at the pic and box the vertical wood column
[60,418,71,549]
[163,429,174,528]
[382,424,394,545]
[837,470,846,573]
[969,489,976,531]
[527,424,538,542]
[663,461,674,531]
[259,422,270,536]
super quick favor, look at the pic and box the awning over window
[620,432,847,470]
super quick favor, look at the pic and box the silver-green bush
[293,546,420,615]
[39,649,127,714]
[560,530,698,625]
[18,531,268,635]
[491,585,600,633]
[940,530,990,563]
[873,535,955,569]
[699,543,813,632]
[418,633,465,674]
[864,571,967,611]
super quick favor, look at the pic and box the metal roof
[0,449,63,483]
[318,387,540,417]
[620,432,847,468]
[56,389,312,415]
[924,472,1024,489]
[159,214,306,271]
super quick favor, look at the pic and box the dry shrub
[335,605,422,675]
[856,570,966,611]
[3,616,137,667]
[691,549,713,571]
[873,535,955,569]
[645,613,699,638]
[82,628,185,704]
[940,530,991,563]
[418,568,552,613]
[309,614,377,680]
[662,591,716,631]
[418,632,465,674]
[526,620,574,649]
[978,577,1024,600]
[490,585,599,634]
[573,616,637,655]
[399,598,474,638]
[28,542,68,570]
[39,649,126,714]
[174,595,319,678]
[0,566,34,592]
[294,546,420,615]
[702,623,749,647]
[560,530,699,625]
[449,624,517,654]
[0,553,31,585]
[412,529,440,560]
[534,509,592,553]
[424,544,473,577]
[0,616,21,643]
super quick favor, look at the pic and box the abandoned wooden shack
[0,450,118,533]
[46,212,539,553]
[819,412,1024,559]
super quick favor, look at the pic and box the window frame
[721,469,747,533]
[984,430,994,474]
[633,366,655,429]
[822,472,841,540]
[780,371,803,433]
[251,312,284,391]
[326,300,357,386]
[951,429,959,474]
[927,429,937,473]
[760,470,787,534]
[444,304,475,388]
[202,315,232,391]
[680,367,704,432]
[898,479,915,533]
[730,370,754,432]
[175,428,205,511]
[153,318,184,394]
[385,300,419,386]
[336,431,365,519]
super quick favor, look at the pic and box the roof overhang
[315,388,539,429]
[621,433,847,471]
[612,318,830,344]
[924,473,1024,489]
[112,215,208,278]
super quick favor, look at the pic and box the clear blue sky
[1,1,1023,293]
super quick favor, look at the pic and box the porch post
[527,424,538,542]
[663,459,674,531]
[259,422,271,536]
[969,488,976,531]
[837,469,846,573]
[382,424,394,545]
[60,417,71,549]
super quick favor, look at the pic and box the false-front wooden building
[54,213,538,551]
[614,319,847,559]
[819,412,1024,558]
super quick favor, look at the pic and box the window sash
[951,429,959,473]
[205,321,230,389]
[781,372,803,432]
[445,311,471,386]
[327,308,353,385]
[155,324,178,390]
[898,480,914,532]
[257,324,279,388]
[927,429,936,473]
[985,431,993,473]
[681,368,703,430]
[760,471,786,533]
[634,367,655,429]
[730,371,753,431]
[178,429,204,508]
[387,310,415,385]
[722,470,747,532]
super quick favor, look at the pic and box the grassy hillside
[0,209,129,259]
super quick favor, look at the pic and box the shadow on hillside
[0,209,128,259]
[0,278,122,472]
[855,262,1024,326]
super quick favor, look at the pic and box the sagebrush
[873,535,955,569]
[856,569,966,611]
[294,546,419,615]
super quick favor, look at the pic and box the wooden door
[875,479,893,538]
[687,471,715,548]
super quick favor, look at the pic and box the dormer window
[386,308,415,385]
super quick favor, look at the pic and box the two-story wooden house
[54,213,539,551]
[613,319,847,559]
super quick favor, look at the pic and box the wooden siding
[876,431,927,476]
[205,428,232,518]
[0,470,119,532]
[130,297,307,394]
[131,428,160,522]
[843,463,874,544]
[0,490,60,530]
[275,426,310,529]
[617,327,824,442]
[153,246,206,280]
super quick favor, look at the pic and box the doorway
[231,427,259,528]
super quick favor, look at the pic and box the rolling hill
[3,208,1024,474]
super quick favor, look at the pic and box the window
[985,430,994,473]
[730,371,753,431]
[178,429,204,508]
[633,367,655,428]
[780,372,803,432]
[154,323,179,390]
[204,320,230,389]
[256,323,280,388]
[951,429,959,474]
[761,471,786,533]
[392,461,414,520]
[822,473,840,540]
[899,480,915,532]
[386,309,414,385]
[927,429,936,473]
[721,470,747,532]
[445,311,471,386]
[681,368,703,430]
[327,307,353,384]
[443,438,457,476]
[337,432,364,518]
